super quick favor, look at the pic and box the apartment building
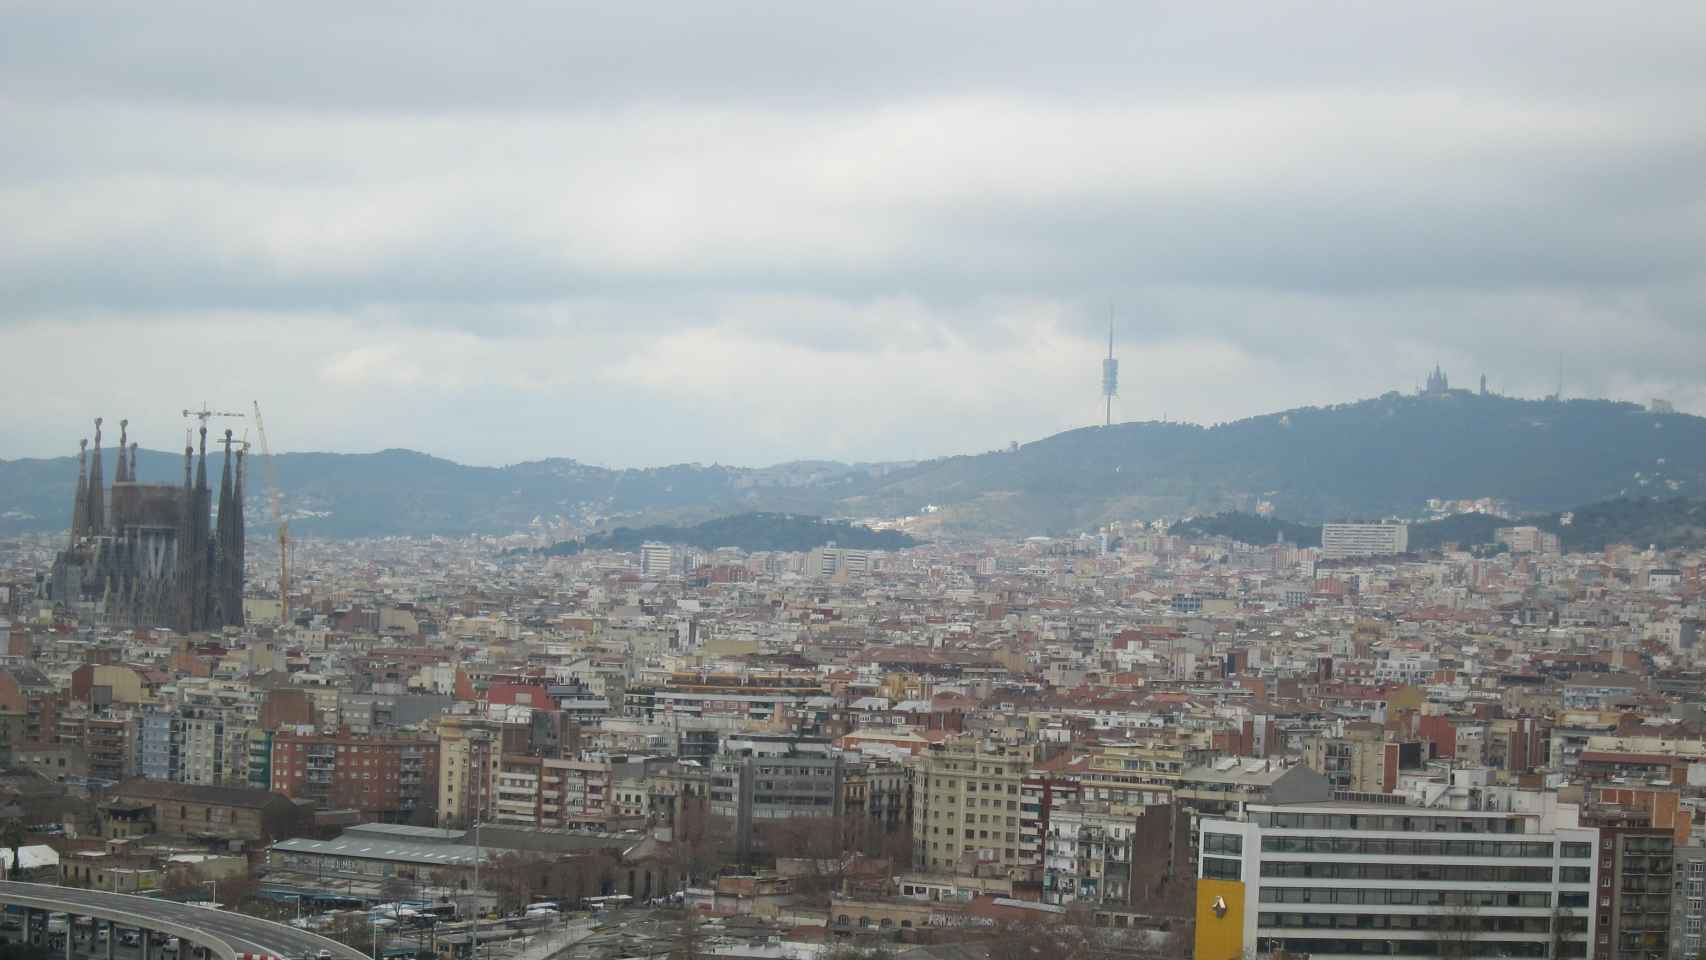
[1044,802,1139,905]
[1595,827,1673,960]
[136,703,249,785]
[83,715,135,783]
[437,714,516,826]
[179,707,249,786]
[1671,845,1705,960]
[844,759,910,832]
[640,542,673,577]
[711,734,846,863]
[1197,801,1598,960]
[1303,722,1423,794]
[1076,741,1187,813]
[269,728,439,820]
[1321,523,1410,560]
[912,737,1039,873]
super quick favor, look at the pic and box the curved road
[0,883,370,960]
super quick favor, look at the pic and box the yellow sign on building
[1193,878,1246,960]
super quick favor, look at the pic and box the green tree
[0,820,26,881]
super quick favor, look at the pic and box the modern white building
[808,547,872,577]
[1197,801,1597,960]
[639,541,673,577]
[1321,523,1410,559]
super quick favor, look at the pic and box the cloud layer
[5,1,1704,466]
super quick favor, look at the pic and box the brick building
[107,778,303,843]
[269,728,439,821]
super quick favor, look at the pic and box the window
[1204,833,1243,856]
[1203,858,1241,881]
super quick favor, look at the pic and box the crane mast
[252,401,290,627]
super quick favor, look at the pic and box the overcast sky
[5,2,1704,467]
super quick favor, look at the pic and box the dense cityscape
[0,388,1704,960]
[6,4,1702,960]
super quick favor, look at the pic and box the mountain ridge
[4,392,1701,539]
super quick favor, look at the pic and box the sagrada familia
[39,417,246,632]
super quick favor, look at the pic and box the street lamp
[467,733,493,960]
[470,819,481,960]
[203,880,217,908]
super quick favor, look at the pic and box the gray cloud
[2,1,1703,467]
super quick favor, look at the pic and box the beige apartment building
[912,736,1039,873]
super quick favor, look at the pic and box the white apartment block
[1199,801,1597,960]
[639,542,673,577]
[1322,523,1410,559]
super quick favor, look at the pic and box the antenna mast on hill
[1101,315,1119,427]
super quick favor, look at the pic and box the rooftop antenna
[1101,313,1119,427]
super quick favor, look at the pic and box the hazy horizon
[6,2,1703,467]
[0,384,1682,472]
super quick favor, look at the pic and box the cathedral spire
[216,429,235,626]
[71,438,89,543]
[232,441,247,627]
[129,442,138,482]
[86,418,105,535]
[192,425,212,630]
[177,430,195,633]
[115,419,129,483]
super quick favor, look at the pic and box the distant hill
[1406,512,1513,552]
[5,392,1703,538]
[830,393,1706,534]
[1171,497,1706,555]
[529,512,917,556]
[0,448,906,538]
[1542,497,1706,553]
[1170,513,1324,547]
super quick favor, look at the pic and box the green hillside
[531,512,916,555]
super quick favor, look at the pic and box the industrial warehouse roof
[112,778,290,809]
[343,822,466,843]
[270,835,490,867]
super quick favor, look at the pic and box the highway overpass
[0,882,370,960]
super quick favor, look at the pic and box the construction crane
[251,401,290,627]
[182,403,247,427]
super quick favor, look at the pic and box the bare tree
[1433,899,1482,960]
[1551,905,1581,959]
[484,851,550,914]
[668,909,703,960]
[985,916,1075,960]
[380,876,416,904]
